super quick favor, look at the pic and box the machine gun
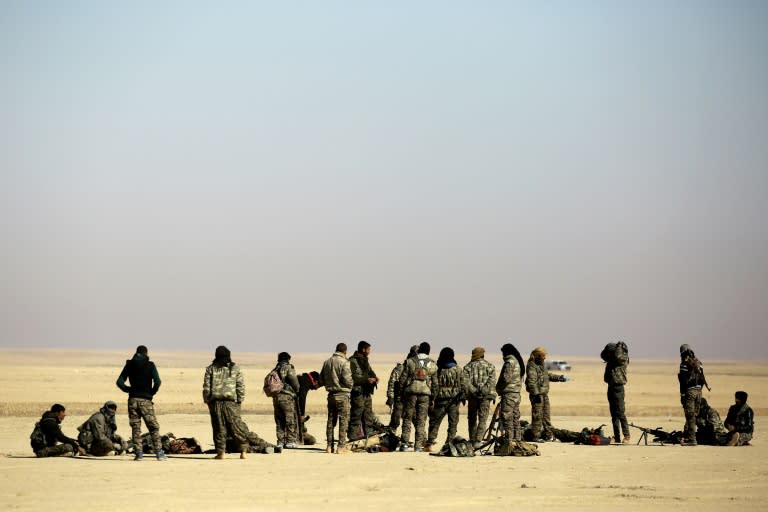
[629,423,683,445]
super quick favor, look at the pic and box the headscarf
[471,347,485,361]
[436,347,457,369]
[530,347,547,362]
[501,343,525,378]
[213,345,233,368]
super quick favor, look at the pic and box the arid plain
[0,348,765,511]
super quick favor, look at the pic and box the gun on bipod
[629,423,682,445]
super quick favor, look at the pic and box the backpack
[413,359,428,381]
[263,367,284,397]
[30,421,46,450]
[494,438,540,456]
[576,426,612,445]
[438,436,475,457]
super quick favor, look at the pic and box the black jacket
[117,353,161,399]
[37,411,79,449]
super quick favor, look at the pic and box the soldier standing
[348,341,386,440]
[398,342,438,451]
[601,341,630,444]
[425,347,465,452]
[202,346,252,459]
[463,347,496,448]
[386,345,418,434]
[319,343,353,454]
[271,352,301,449]
[116,345,166,460]
[496,343,525,441]
[525,347,568,442]
[678,344,706,446]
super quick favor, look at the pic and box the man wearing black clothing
[31,403,85,457]
[116,345,166,460]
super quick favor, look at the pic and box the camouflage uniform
[463,354,496,444]
[203,361,249,454]
[398,354,438,449]
[319,351,353,451]
[348,351,385,439]
[77,403,126,455]
[525,357,563,440]
[695,399,728,445]
[602,342,629,442]
[427,363,465,447]
[117,351,163,454]
[496,355,523,441]
[678,346,705,443]
[386,362,405,432]
[272,360,301,446]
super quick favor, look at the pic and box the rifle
[629,423,682,445]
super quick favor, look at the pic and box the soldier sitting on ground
[77,400,127,455]
[724,391,754,446]
[31,404,86,457]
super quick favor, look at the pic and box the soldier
[348,341,386,440]
[678,344,706,446]
[398,342,438,452]
[77,400,127,456]
[202,346,251,460]
[724,391,754,446]
[30,404,85,457]
[297,371,321,445]
[425,347,465,452]
[386,345,418,434]
[116,345,166,460]
[525,347,568,442]
[601,341,630,444]
[496,343,525,441]
[695,397,728,445]
[271,352,301,448]
[319,342,353,454]
[463,347,496,448]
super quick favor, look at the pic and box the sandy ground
[0,348,765,511]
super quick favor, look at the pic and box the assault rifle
[629,423,683,445]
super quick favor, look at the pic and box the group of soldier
[30,341,755,458]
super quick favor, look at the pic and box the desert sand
[0,348,765,511]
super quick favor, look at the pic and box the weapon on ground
[629,423,683,445]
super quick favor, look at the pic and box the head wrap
[436,347,456,369]
[213,345,232,367]
[418,342,431,355]
[278,352,291,362]
[501,343,525,378]
[471,347,485,361]
[408,345,419,359]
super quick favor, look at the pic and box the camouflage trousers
[326,393,351,449]
[427,398,459,446]
[273,394,299,445]
[499,392,522,441]
[388,399,404,432]
[86,435,125,456]
[128,397,161,452]
[348,392,385,439]
[227,431,275,453]
[208,400,250,454]
[529,393,552,440]
[401,393,430,448]
[681,388,702,439]
[467,397,492,443]
[35,443,75,457]
[607,384,629,440]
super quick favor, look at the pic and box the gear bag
[263,366,284,398]
[494,438,540,456]
[30,422,46,450]
[436,436,475,457]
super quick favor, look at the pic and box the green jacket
[463,358,496,399]
[525,360,560,396]
[496,355,523,395]
[203,363,245,403]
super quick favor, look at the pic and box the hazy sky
[1,2,766,359]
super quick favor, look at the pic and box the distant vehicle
[546,360,571,371]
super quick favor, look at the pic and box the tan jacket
[319,352,353,395]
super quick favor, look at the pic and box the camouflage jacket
[399,354,438,396]
[319,352,353,395]
[386,363,404,401]
[432,364,465,401]
[496,355,523,395]
[203,363,245,403]
[697,405,727,435]
[525,360,560,396]
[350,351,378,396]
[276,361,300,398]
[77,410,118,449]
[603,344,628,386]
[463,358,497,399]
